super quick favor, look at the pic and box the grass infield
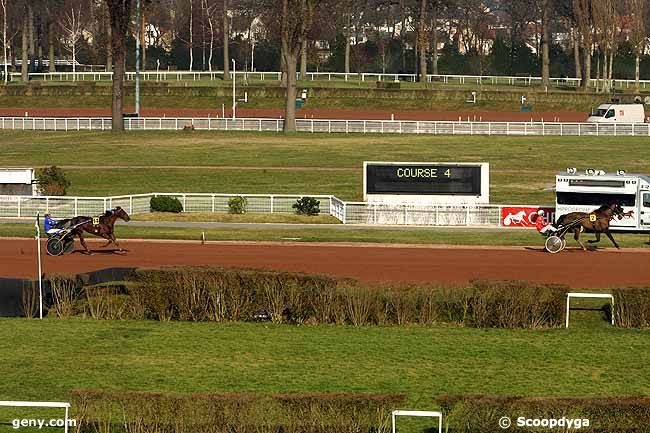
[1,132,649,204]
[0,319,648,409]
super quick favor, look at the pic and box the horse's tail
[556,214,567,226]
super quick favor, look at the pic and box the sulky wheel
[545,235,566,254]
[62,237,75,255]
[46,237,65,256]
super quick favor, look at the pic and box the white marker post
[35,212,43,319]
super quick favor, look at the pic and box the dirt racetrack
[1,239,648,288]
[0,107,589,123]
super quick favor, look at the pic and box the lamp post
[232,59,236,119]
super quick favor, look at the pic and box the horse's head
[113,206,131,222]
[611,202,625,217]
[603,202,625,219]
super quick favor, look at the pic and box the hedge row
[437,395,650,432]
[125,269,568,327]
[71,390,405,433]
[613,288,650,329]
[41,268,570,328]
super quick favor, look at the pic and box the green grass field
[1,318,647,405]
[2,131,649,204]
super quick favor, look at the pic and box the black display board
[365,163,483,196]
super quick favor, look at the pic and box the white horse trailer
[0,168,36,195]
[555,170,650,233]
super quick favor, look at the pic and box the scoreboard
[363,162,489,204]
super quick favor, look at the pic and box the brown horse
[59,206,131,254]
[556,203,625,251]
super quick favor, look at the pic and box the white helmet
[537,210,544,215]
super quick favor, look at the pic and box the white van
[587,103,646,123]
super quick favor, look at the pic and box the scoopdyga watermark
[499,416,590,430]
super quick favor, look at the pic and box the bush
[41,268,570,328]
[613,288,650,328]
[71,390,406,433]
[293,197,320,216]
[150,196,183,213]
[376,81,401,89]
[228,196,248,214]
[437,395,650,432]
[467,280,567,328]
[36,166,70,196]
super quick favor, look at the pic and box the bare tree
[1,0,7,83]
[572,0,592,90]
[20,3,27,80]
[628,0,646,93]
[223,0,229,79]
[189,0,194,70]
[280,0,315,132]
[105,6,112,72]
[59,0,84,80]
[541,0,551,87]
[106,0,134,131]
[201,0,217,71]
[417,0,427,81]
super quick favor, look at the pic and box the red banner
[501,207,555,228]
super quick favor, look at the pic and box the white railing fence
[7,70,650,89]
[2,117,650,137]
[0,193,333,220]
[0,192,524,227]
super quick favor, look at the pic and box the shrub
[70,390,406,433]
[36,166,70,196]
[468,280,567,329]
[437,395,650,433]
[228,196,248,214]
[293,197,320,216]
[150,196,183,213]
[613,288,650,328]
[376,81,401,89]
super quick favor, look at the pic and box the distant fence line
[7,70,650,88]
[2,116,650,136]
[0,192,530,227]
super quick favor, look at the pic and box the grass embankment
[0,79,615,112]
[2,132,649,203]
[2,222,649,248]
[0,319,648,408]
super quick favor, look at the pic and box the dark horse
[556,203,626,251]
[59,206,131,254]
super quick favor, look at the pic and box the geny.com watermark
[499,416,590,430]
[11,418,77,430]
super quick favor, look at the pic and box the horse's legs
[110,233,122,252]
[574,229,588,251]
[78,231,92,255]
[588,232,602,244]
[605,231,621,249]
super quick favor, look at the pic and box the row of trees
[2,0,650,131]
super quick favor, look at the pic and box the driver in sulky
[534,209,558,235]
[44,213,63,236]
